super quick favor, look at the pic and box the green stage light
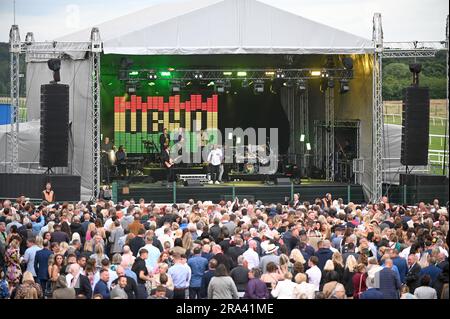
[300,134,305,142]
[148,82,155,86]
[129,71,139,76]
[223,71,232,76]
[207,81,215,87]
[160,71,171,77]
[237,71,247,77]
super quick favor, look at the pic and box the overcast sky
[0,0,448,43]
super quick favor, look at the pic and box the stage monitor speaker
[40,83,70,168]
[400,86,430,166]
[276,177,291,185]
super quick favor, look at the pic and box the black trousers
[210,164,220,182]
[173,288,186,299]
[167,166,175,183]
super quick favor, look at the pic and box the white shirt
[208,148,223,166]
[243,248,260,270]
[293,282,316,299]
[305,266,322,291]
[271,279,297,299]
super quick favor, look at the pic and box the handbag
[356,273,364,299]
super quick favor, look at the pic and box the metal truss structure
[91,28,102,200]
[325,88,335,181]
[8,27,101,199]
[120,68,353,82]
[8,14,448,201]
[9,25,20,173]
[372,13,384,203]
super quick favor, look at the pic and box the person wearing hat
[259,243,279,274]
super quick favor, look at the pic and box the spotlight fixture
[47,58,61,83]
[170,80,181,93]
[296,79,307,91]
[283,80,294,88]
[327,79,335,88]
[310,70,321,77]
[300,134,305,142]
[194,71,203,79]
[214,80,226,93]
[223,71,233,76]
[339,79,350,93]
[265,71,275,77]
[306,143,311,151]
[342,57,354,70]
[276,70,285,79]
[126,82,137,94]
[253,80,264,94]
[148,71,158,80]
[237,71,247,77]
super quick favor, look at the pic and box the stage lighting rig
[276,70,285,79]
[194,71,203,79]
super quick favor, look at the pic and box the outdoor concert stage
[113,179,365,204]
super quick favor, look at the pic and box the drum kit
[232,144,275,174]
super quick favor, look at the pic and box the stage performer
[42,182,55,203]
[176,127,185,156]
[207,144,223,185]
[161,145,175,184]
[101,136,115,183]
[116,145,127,177]
[159,128,170,153]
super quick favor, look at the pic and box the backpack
[0,279,9,299]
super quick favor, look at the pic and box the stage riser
[117,185,365,203]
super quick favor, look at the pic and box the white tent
[58,0,374,55]
[19,0,377,200]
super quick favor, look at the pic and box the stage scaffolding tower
[90,28,102,200]
[9,25,21,173]
[325,87,335,181]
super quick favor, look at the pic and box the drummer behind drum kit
[233,144,273,174]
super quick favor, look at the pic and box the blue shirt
[93,280,110,299]
[392,256,408,283]
[187,255,208,288]
[168,263,191,289]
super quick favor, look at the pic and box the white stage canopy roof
[57,0,374,55]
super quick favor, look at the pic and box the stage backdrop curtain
[57,0,374,55]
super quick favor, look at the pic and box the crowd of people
[0,193,448,299]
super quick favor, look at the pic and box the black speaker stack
[400,86,430,166]
[40,83,69,168]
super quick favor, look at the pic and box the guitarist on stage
[161,145,175,184]
[159,128,170,153]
